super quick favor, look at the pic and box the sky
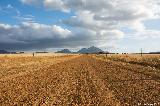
[0,0,160,53]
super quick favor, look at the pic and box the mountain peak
[77,46,104,54]
[89,46,97,49]
[56,49,72,53]
[55,46,107,54]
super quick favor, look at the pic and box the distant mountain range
[0,50,16,54]
[1,49,160,54]
[0,50,9,54]
[56,46,106,54]
[56,49,72,53]
[149,52,160,54]
[77,46,104,54]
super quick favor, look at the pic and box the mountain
[77,46,104,54]
[0,50,17,54]
[0,50,9,54]
[56,49,72,53]
[55,46,106,54]
[149,52,160,54]
[77,48,88,54]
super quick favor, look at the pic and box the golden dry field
[0,54,160,106]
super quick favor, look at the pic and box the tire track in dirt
[62,56,120,106]
[95,56,160,81]
[92,56,160,105]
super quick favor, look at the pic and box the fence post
[106,53,108,58]
[33,53,34,57]
[140,48,143,57]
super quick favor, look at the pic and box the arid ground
[0,54,159,106]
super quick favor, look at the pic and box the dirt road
[0,55,159,106]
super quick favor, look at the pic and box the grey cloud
[0,22,122,50]
[4,0,160,51]
[0,22,73,50]
[43,0,69,12]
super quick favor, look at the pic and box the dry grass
[96,54,160,69]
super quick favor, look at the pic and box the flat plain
[0,54,159,106]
